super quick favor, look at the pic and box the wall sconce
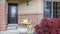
[26,0,29,6]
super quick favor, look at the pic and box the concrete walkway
[0,30,20,34]
[0,29,36,34]
[0,30,36,34]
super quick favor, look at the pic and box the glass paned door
[44,1,52,18]
[53,2,60,18]
[8,4,18,24]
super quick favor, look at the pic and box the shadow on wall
[20,0,32,4]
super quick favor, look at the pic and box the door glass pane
[53,2,60,18]
[11,6,16,18]
[53,2,57,18]
[57,2,60,18]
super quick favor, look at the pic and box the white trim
[51,1,53,18]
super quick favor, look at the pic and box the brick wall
[0,0,6,31]
[18,14,43,26]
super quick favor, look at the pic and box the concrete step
[7,24,17,27]
[7,27,17,30]
[7,24,18,30]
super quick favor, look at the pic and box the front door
[8,4,18,24]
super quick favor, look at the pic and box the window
[44,1,52,18]
[44,1,60,18]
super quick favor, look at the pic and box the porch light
[26,0,29,6]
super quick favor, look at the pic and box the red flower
[35,18,60,34]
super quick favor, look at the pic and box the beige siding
[8,0,43,14]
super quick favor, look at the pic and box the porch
[0,0,43,31]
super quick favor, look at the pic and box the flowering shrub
[35,18,60,34]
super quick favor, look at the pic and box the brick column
[0,0,6,31]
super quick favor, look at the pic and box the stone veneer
[18,14,43,26]
[0,0,6,31]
